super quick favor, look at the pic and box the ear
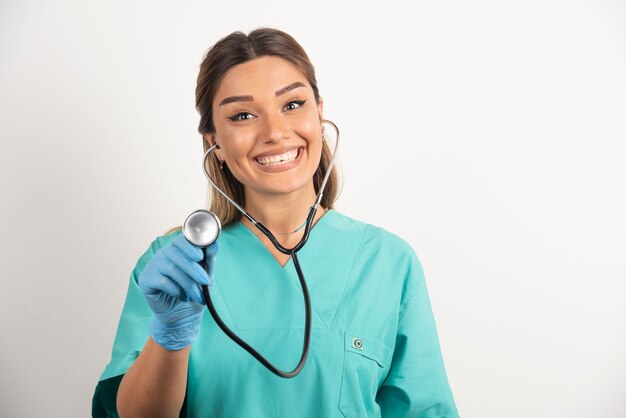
[317,97,324,121]
[203,133,223,160]
[202,133,216,147]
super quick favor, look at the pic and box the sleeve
[376,251,460,418]
[91,234,185,417]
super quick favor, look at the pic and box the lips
[255,148,299,166]
[253,147,304,172]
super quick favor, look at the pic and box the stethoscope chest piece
[183,209,221,247]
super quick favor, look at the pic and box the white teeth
[256,149,299,166]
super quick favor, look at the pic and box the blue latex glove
[138,234,219,350]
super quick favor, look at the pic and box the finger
[172,234,204,262]
[156,256,205,304]
[204,242,219,280]
[164,245,211,287]
[142,260,187,301]
[205,241,219,257]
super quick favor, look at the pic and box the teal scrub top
[96,210,459,418]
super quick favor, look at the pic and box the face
[206,56,324,200]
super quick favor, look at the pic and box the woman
[93,28,459,418]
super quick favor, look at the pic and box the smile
[253,147,304,173]
[255,148,301,166]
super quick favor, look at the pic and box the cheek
[307,127,324,158]
[218,129,254,159]
[298,117,322,148]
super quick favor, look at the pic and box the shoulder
[132,228,183,276]
[329,210,419,263]
[146,228,182,255]
[331,211,426,312]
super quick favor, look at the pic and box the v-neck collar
[212,209,367,330]
[231,209,336,270]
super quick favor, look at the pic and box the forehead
[215,56,310,99]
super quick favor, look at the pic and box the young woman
[93,28,459,418]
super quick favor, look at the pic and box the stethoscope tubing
[199,243,312,378]
[199,119,339,378]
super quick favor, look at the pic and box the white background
[1,0,625,417]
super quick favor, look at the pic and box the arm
[117,338,189,418]
[93,233,216,418]
[376,254,459,418]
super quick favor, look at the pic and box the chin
[259,176,315,196]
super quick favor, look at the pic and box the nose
[261,112,289,144]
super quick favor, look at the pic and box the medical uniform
[93,210,459,417]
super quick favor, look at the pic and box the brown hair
[194,28,341,227]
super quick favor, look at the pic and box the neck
[242,184,325,235]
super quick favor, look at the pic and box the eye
[227,112,255,122]
[283,99,306,111]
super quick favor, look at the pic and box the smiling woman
[207,56,325,211]
[92,28,459,418]
[196,30,339,230]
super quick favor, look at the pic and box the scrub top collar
[230,208,337,270]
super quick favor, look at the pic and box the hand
[138,234,218,350]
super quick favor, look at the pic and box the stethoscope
[182,119,339,378]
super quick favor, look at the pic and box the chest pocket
[339,332,392,418]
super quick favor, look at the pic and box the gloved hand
[138,234,219,350]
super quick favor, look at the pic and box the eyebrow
[219,82,306,106]
[219,95,253,106]
[275,81,306,97]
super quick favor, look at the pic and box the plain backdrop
[1,0,625,417]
